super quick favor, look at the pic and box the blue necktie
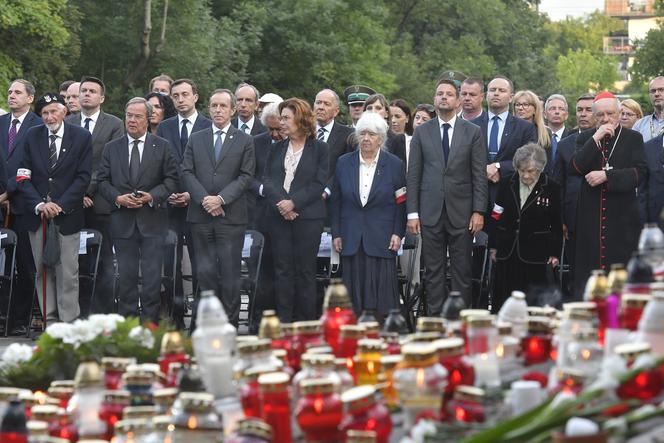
[214,130,224,161]
[84,117,92,132]
[551,133,558,163]
[489,115,500,161]
[180,119,189,152]
[442,123,450,163]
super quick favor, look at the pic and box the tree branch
[155,0,168,53]
[124,0,152,87]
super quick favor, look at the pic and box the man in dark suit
[157,78,211,328]
[2,79,42,335]
[182,89,255,327]
[232,83,267,136]
[407,78,488,312]
[15,93,92,323]
[97,97,178,322]
[641,134,664,231]
[314,89,354,181]
[545,94,573,166]
[472,76,537,204]
[65,76,123,315]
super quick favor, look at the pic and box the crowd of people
[1,71,663,335]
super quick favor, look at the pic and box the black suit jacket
[156,114,212,187]
[3,111,42,199]
[97,133,179,238]
[181,125,255,224]
[639,134,664,229]
[16,123,92,234]
[66,111,124,214]
[552,131,583,233]
[263,138,328,220]
[324,121,354,181]
[232,116,267,136]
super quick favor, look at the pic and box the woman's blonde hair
[514,90,551,150]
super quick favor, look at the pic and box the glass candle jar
[29,405,62,439]
[280,323,298,370]
[346,429,377,442]
[362,322,380,339]
[159,331,189,379]
[122,369,155,406]
[556,306,596,369]
[449,385,485,423]
[113,418,151,443]
[381,333,401,355]
[320,279,358,357]
[354,339,384,386]
[339,386,392,443]
[393,343,448,427]
[466,315,497,356]
[295,378,343,442]
[615,343,663,400]
[144,414,174,443]
[100,357,135,391]
[584,270,609,343]
[565,329,602,376]
[257,372,291,443]
[292,354,341,400]
[416,317,446,336]
[99,390,129,439]
[338,325,366,360]
[170,392,224,443]
[259,310,286,350]
[239,370,262,419]
[234,339,281,383]
[434,338,474,397]
[379,355,402,408]
[55,409,78,442]
[46,386,73,411]
[153,388,178,415]
[554,369,585,395]
[334,358,356,392]
[620,294,650,331]
[225,418,273,443]
[292,321,325,371]
[460,309,490,352]
[521,317,552,366]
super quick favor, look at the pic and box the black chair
[0,228,18,336]
[471,230,493,310]
[160,229,178,321]
[397,232,422,331]
[241,230,265,330]
[79,229,103,317]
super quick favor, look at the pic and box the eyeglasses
[514,102,534,109]
[621,111,637,118]
[649,87,664,95]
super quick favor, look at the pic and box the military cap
[438,70,467,87]
[344,85,377,105]
[35,92,66,116]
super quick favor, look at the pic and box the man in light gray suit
[65,76,124,315]
[407,78,488,313]
[182,89,255,327]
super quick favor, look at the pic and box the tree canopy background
[1,0,661,119]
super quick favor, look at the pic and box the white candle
[473,353,500,388]
[201,354,235,398]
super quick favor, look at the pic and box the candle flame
[367,361,375,373]
[416,368,426,387]
[455,406,466,421]
[314,397,324,413]
[451,369,462,385]
[581,349,591,360]
[480,353,488,361]
[211,338,222,350]
[34,391,47,405]
[495,343,505,358]
[187,415,198,429]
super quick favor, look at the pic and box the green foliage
[630,25,664,85]
[556,49,619,97]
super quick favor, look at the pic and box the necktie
[129,139,140,185]
[489,115,500,161]
[442,123,450,163]
[214,130,224,161]
[552,133,558,163]
[317,127,325,141]
[49,134,58,170]
[180,119,190,152]
[241,123,249,134]
[84,117,92,132]
[7,118,18,154]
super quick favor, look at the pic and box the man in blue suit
[15,93,92,323]
[156,78,211,328]
[472,76,537,205]
[640,134,664,231]
[2,79,42,335]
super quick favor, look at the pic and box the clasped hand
[116,192,151,208]
[40,202,62,219]
[202,195,225,217]
[277,199,298,220]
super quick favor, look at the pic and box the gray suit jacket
[66,110,124,214]
[181,124,255,224]
[407,117,488,228]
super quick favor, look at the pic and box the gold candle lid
[615,342,651,362]
[74,359,103,389]
[101,357,135,371]
[346,429,378,443]
[608,263,628,293]
[497,321,513,336]
[341,385,376,411]
[257,371,290,392]
[30,405,59,421]
[357,338,384,353]
[244,363,284,381]
[27,419,49,435]
[323,278,353,309]
[380,354,403,369]
[238,418,273,441]
[0,387,22,401]
[153,387,179,405]
[259,310,283,339]
[454,385,485,402]
[160,331,186,354]
[123,405,159,419]
[301,353,335,368]
[409,331,442,343]
[434,337,465,357]
[103,390,130,404]
[621,293,651,309]
[293,320,322,335]
[281,323,295,336]
[237,338,272,356]
[467,315,495,328]
[362,321,380,335]
[401,343,438,363]
[584,270,609,301]
[177,392,215,412]
[340,324,367,339]
[527,307,557,318]
[416,317,446,333]
[460,309,490,321]
[114,418,150,433]
[526,316,551,333]
[300,378,336,395]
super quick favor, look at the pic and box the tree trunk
[123,0,153,88]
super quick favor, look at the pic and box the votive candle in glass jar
[292,321,325,371]
[521,317,552,366]
[434,338,474,398]
[257,372,291,443]
[615,343,663,400]
[320,279,358,356]
[295,378,343,442]
[554,369,585,395]
[101,357,135,391]
[449,385,485,423]
[99,390,129,439]
[466,315,498,356]
[354,339,384,386]
[459,309,490,353]
[379,355,403,408]
[170,392,224,443]
[416,317,446,336]
[619,294,650,331]
[113,418,152,443]
[339,386,392,443]
[158,331,189,378]
[565,329,602,376]
[225,418,273,443]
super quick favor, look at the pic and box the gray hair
[260,102,280,126]
[235,82,260,101]
[316,88,341,108]
[545,94,568,111]
[210,88,237,108]
[513,142,547,172]
[591,97,620,114]
[354,111,389,147]
[125,97,153,119]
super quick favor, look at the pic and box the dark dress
[570,127,647,295]
[489,173,563,310]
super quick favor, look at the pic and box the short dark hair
[80,76,106,94]
[490,76,514,93]
[171,78,198,96]
[462,77,484,91]
[390,99,414,135]
[149,74,174,91]
[435,78,460,98]
[144,92,177,120]
[10,79,36,97]
[364,93,391,120]
[59,80,75,93]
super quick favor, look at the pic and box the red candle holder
[340,386,392,443]
[321,280,358,356]
[239,372,261,418]
[619,294,650,331]
[435,338,474,397]
[449,385,485,423]
[47,385,73,409]
[615,343,663,401]
[101,357,134,391]
[554,370,585,395]
[0,433,28,443]
[296,379,343,442]
[338,325,366,359]
[99,391,129,439]
[30,405,65,439]
[258,372,292,443]
[55,409,79,442]
[520,317,552,366]
[292,321,324,371]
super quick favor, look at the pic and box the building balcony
[603,36,636,54]
[605,0,656,18]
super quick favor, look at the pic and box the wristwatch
[494,162,501,169]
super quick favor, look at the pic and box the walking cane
[41,217,47,331]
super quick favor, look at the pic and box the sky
[539,0,604,21]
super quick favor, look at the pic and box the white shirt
[552,126,565,141]
[283,142,304,193]
[238,114,256,134]
[80,109,101,134]
[405,134,412,167]
[213,121,231,148]
[127,133,147,163]
[519,181,536,209]
[178,111,199,137]
[487,109,509,148]
[316,120,335,143]
[359,149,380,206]
[8,110,28,134]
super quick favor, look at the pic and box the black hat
[344,85,377,105]
[438,70,467,87]
[35,92,66,116]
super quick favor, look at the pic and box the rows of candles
[3,254,664,442]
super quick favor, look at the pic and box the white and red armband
[395,187,407,204]
[16,168,31,182]
[490,203,504,221]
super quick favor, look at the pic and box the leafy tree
[630,26,664,85]
[556,49,619,97]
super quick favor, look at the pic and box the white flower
[129,326,155,349]
[588,354,627,391]
[603,417,628,435]
[1,343,33,368]
[45,322,73,340]
[410,420,437,443]
[62,319,100,348]
[87,314,125,335]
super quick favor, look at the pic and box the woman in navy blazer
[330,112,407,317]
[263,98,328,322]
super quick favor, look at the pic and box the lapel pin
[62,149,66,153]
